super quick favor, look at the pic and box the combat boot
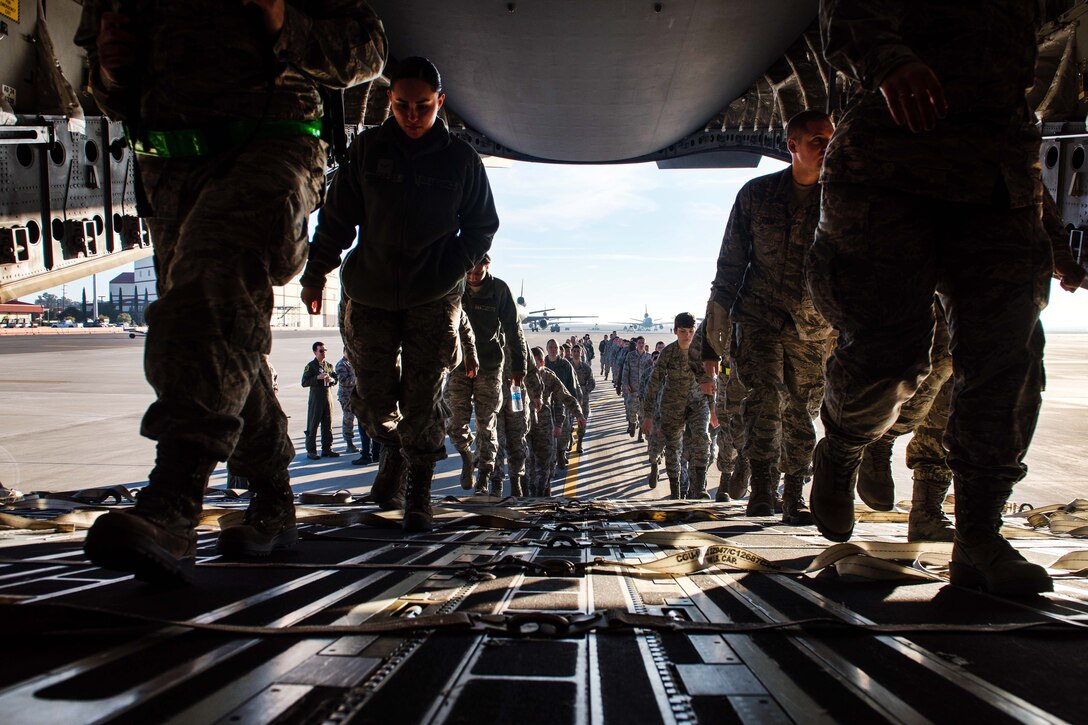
[218,473,297,557]
[458,448,474,490]
[636,429,644,443]
[857,437,895,511]
[949,480,1051,596]
[474,467,490,495]
[481,466,501,496]
[907,474,955,542]
[780,473,814,525]
[576,428,585,454]
[715,468,732,501]
[745,459,778,516]
[84,443,215,584]
[509,473,524,497]
[667,474,681,500]
[344,433,359,454]
[808,436,863,542]
[688,466,711,500]
[648,458,659,489]
[403,461,436,532]
[727,456,750,499]
[370,445,406,510]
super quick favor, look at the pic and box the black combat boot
[745,459,778,516]
[458,448,474,490]
[780,473,814,525]
[403,460,436,532]
[688,466,711,500]
[648,458,659,489]
[667,474,681,500]
[509,473,524,497]
[857,436,895,511]
[636,429,644,443]
[809,436,864,542]
[370,445,407,510]
[907,473,955,542]
[84,443,215,584]
[218,472,297,557]
[949,480,1051,596]
[727,456,750,499]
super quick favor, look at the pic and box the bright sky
[28,156,1088,331]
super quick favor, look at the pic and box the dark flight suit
[302,358,338,455]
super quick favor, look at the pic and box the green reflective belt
[128,118,323,158]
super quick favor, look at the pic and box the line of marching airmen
[79,1,1076,599]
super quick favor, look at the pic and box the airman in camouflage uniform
[492,339,532,496]
[525,347,584,496]
[78,0,388,581]
[444,258,526,493]
[643,353,666,491]
[713,355,747,501]
[334,354,358,453]
[570,345,595,454]
[622,338,653,440]
[704,110,834,520]
[808,0,1053,595]
[642,315,713,500]
[544,339,579,468]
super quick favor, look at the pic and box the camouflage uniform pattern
[887,301,953,482]
[493,342,531,486]
[622,350,653,430]
[572,359,596,423]
[525,364,583,495]
[445,368,504,467]
[714,359,746,474]
[709,164,831,477]
[642,335,713,480]
[342,294,462,465]
[735,323,828,475]
[811,0,1049,493]
[335,357,357,448]
[74,2,386,484]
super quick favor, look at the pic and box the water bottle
[510,385,524,412]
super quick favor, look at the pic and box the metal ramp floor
[2,389,1087,723]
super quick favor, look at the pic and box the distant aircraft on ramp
[516,282,595,332]
[611,305,664,331]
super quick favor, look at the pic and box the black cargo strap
[3,600,1085,639]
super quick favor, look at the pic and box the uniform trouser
[338,396,355,447]
[714,369,745,472]
[305,395,334,453]
[661,394,711,479]
[446,367,504,468]
[907,376,954,481]
[558,406,574,458]
[808,183,1050,489]
[624,391,643,429]
[528,407,558,492]
[495,386,530,478]
[884,301,954,482]
[735,321,828,476]
[341,294,460,465]
[138,136,324,485]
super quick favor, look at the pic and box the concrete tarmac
[0,329,1085,508]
